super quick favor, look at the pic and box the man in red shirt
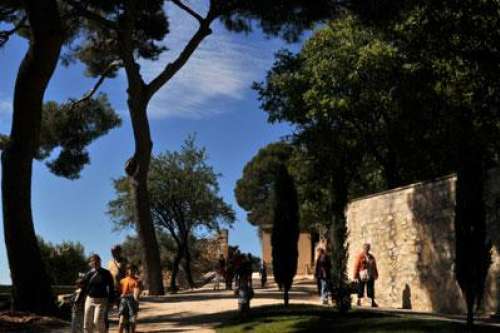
[118,264,142,333]
[353,243,379,307]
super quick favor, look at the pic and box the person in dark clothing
[214,254,226,290]
[107,245,128,330]
[236,255,254,318]
[82,254,115,333]
[315,248,331,305]
[71,278,86,333]
[259,261,267,288]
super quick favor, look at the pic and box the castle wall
[261,231,313,275]
[346,171,500,314]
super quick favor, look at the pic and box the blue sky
[0,3,306,284]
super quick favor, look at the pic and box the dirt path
[108,279,319,333]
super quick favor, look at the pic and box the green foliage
[119,232,177,270]
[271,164,299,304]
[235,141,332,231]
[220,0,336,42]
[65,0,169,77]
[37,236,88,285]
[235,142,294,227]
[109,136,235,235]
[107,177,135,230]
[65,0,337,80]
[254,15,456,194]
[36,94,121,179]
[108,135,234,290]
[254,12,495,315]
[0,93,121,180]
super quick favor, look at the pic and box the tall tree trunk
[1,0,63,314]
[329,159,351,313]
[170,245,184,292]
[183,244,195,289]
[284,286,290,307]
[125,99,164,295]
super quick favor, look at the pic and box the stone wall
[261,230,313,275]
[346,171,500,314]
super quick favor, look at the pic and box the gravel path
[108,278,319,333]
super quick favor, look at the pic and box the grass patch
[216,304,497,333]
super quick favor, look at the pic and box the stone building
[260,170,500,314]
[346,170,499,314]
[260,226,316,275]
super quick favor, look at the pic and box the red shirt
[353,252,379,280]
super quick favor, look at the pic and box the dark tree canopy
[37,95,121,179]
[235,141,334,231]
[235,142,294,227]
[220,0,336,42]
[253,16,459,196]
[37,237,88,285]
[0,95,121,179]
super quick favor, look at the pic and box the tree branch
[146,20,213,97]
[0,15,27,48]
[171,0,204,24]
[66,60,120,110]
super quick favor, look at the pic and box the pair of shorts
[118,296,139,323]
[358,279,375,298]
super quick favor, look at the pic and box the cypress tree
[271,164,300,306]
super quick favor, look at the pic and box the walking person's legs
[104,304,110,333]
[357,281,366,306]
[367,279,377,307]
[92,298,108,333]
[320,279,329,304]
[84,297,95,333]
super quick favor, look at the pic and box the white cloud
[0,98,11,118]
[139,2,281,119]
[0,100,12,114]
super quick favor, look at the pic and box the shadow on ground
[216,304,500,333]
[142,286,314,304]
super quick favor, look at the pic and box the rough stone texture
[261,231,313,275]
[347,171,500,314]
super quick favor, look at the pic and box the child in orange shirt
[118,264,142,333]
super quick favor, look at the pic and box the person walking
[236,256,254,318]
[70,278,86,333]
[214,254,226,290]
[108,245,128,293]
[118,264,143,333]
[107,245,128,330]
[353,243,379,307]
[315,248,331,305]
[82,254,115,333]
[259,261,267,288]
